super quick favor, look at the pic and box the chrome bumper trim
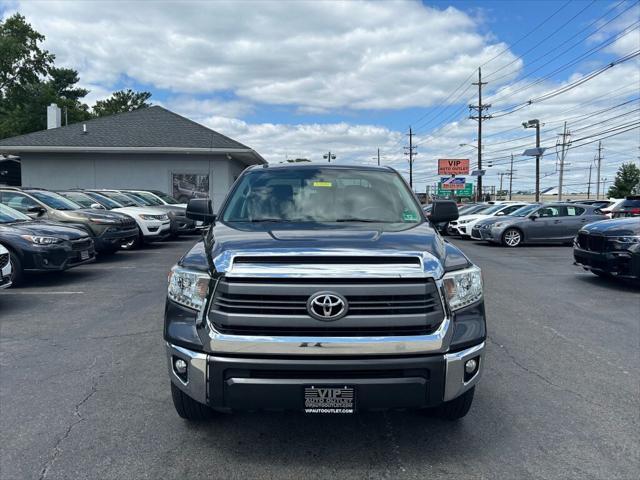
[166,343,208,404]
[443,342,485,402]
[204,316,453,356]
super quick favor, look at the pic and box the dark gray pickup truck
[164,164,486,420]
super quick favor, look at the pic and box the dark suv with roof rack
[164,164,486,421]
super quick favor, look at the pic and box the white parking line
[3,291,85,295]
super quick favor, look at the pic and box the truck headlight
[20,235,63,245]
[89,217,118,224]
[168,266,210,310]
[442,265,483,311]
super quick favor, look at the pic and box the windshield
[96,191,140,207]
[130,191,164,206]
[150,191,180,204]
[59,192,98,208]
[28,191,82,211]
[0,203,31,223]
[222,168,423,223]
[482,204,509,215]
[511,204,539,217]
[122,192,155,206]
[84,192,122,209]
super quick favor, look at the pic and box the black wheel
[8,250,23,286]
[171,383,213,421]
[436,387,475,421]
[502,228,522,247]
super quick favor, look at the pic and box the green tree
[92,89,152,117]
[0,14,91,138]
[607,162,640,198]
[0,13,53,98]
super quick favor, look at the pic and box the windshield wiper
[335,218,388,222]
[247,218,290,223]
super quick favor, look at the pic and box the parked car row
[0,187,201,287]
[434,197,640,281]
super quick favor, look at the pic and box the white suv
[0,244,12,289]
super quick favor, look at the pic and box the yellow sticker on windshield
[313,181,333,187]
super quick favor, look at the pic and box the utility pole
[469,68,491,202]
[498,173,505,195]
[595,141,602,199]
[404,127,417,189]
[371,148,381,166]
[508,154,514,200]
[557,121,570,201]
[587,164,592,199]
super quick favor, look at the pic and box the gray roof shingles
[0,106,250,150]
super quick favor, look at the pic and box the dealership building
[0,105,266,210]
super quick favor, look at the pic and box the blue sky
[2,0,638,193]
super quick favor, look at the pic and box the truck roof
[246,163,395,172]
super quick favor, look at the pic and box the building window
[172,173,209,203]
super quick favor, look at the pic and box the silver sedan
[483,203,607,247]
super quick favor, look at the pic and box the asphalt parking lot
[1,237,638,480]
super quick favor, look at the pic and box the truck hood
[179,221,471,277]
[580,218,640,236]
[0,220,91,240]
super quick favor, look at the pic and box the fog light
[174,358,188,374]
[465,358,478,375]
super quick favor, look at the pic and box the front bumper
[170,215,197,235]
[21,241,96,272]
[140,220,171,240]
[573,246,640,279]
[94,226,139,251]
[166,341,485,411]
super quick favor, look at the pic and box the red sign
[438,159,470,175]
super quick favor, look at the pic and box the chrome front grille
[209,277,445,337]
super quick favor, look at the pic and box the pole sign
[438,159,470,175]
[440,177,466,190]
[437,182,473,197]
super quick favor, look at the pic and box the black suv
[164,164,486,421]
[0,203,96,285]
[574,217,640,280]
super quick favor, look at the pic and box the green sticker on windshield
[402,210,418,222]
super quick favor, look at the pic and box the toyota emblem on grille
[307,292,348,321]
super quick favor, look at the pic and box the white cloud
[6,0,521,111]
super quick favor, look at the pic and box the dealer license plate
[80,250,90,260]
[304,386,355,414]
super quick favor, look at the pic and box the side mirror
[90,203,105,210]
[430,200,459,223]
[186,198,216,225]
[27,206,45,216]
[530,213,538,220]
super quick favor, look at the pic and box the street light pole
[323,151,336,163]
[523,119,541,202]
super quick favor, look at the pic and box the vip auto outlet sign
[438,159,470,175]
[440,177,466,190]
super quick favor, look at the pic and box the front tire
[436,387,475,421]
[8,250,24,286]
[502,228,522,247]
[171,383,213,421]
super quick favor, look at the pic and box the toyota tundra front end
[163,165,486,420]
